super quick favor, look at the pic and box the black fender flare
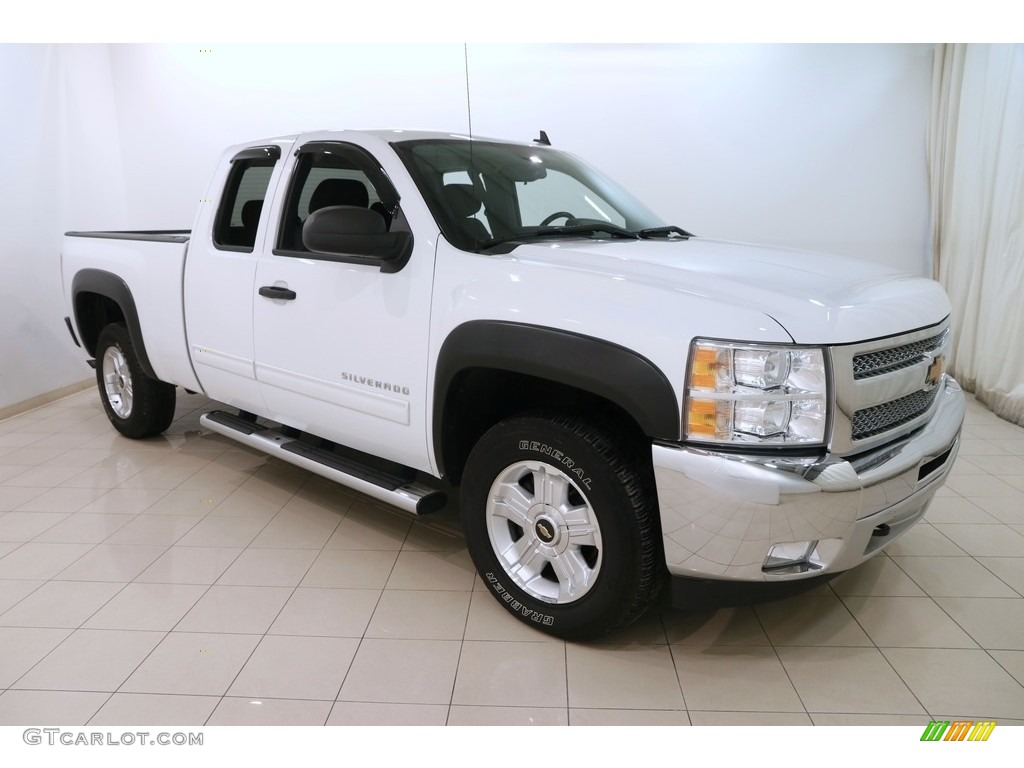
[71,268,158,380]
[433,321,681,474]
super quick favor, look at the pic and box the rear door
[184,144,286,413]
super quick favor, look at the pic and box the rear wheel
[95,322,176,438]
[460,413,661,639]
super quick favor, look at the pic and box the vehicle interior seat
[292,178,371,250]
[240,199,263,248]
[441,184,490,245]
[309,178,369,213]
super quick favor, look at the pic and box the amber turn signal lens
[687,398,719,436]
[691,346,721,389]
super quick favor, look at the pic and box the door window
[276,142,402,254]
[213,147,279,252]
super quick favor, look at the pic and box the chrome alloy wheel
[101,345,133,419]
[486,460,603,604]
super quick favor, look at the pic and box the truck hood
[505,237,949,344]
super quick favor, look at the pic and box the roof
[242,128,537,147]
[316,128,535,145]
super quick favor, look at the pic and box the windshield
[392,139,668,251]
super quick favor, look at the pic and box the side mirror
[302,206,412,270]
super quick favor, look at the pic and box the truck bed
[61,230,202,392]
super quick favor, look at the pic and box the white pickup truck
[60,129,965,639]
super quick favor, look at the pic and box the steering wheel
[540,211,578,226]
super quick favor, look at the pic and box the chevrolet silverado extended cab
[60,129,965,638]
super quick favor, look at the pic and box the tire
[460,413,662,640]
[95,322,176,439]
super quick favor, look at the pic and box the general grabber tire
[95,322,176,439]
[460,413,662,640]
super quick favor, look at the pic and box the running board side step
[199,411,446,515]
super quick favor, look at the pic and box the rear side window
[213,146,280,252]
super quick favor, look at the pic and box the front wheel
[460,413,662,640]
[95,322,176,439]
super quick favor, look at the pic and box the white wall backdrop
[470,45,934,271]
[1,43,935,411]
[105,44,471,230]
[0,45,126,412]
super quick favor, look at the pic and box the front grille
[852,331,946,380]
[851,388,939,440]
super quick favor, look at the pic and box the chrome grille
[852,388,939,440]
[852,331,946,380]
[830,318,952,455]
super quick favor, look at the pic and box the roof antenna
[464,44,474,168]
[534,130,551,146]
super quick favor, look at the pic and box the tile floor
[0,388,1023,726]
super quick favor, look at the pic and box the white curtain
[929,44,1024,426]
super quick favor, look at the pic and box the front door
[251,140,433,471]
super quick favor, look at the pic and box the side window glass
[213,154,276,251]
[516,170,625,228]
[277,142,401,254]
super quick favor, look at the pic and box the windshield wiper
[483,223,639,249]
[636,225,694,239]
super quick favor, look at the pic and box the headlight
[685,340,829,445]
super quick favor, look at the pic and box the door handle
[258,285,297,301]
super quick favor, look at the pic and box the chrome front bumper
[652,376,965,582]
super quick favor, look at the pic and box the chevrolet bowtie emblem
[925,354,946,390]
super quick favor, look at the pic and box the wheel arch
[433,321,680,482]
[71,269,158,380]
